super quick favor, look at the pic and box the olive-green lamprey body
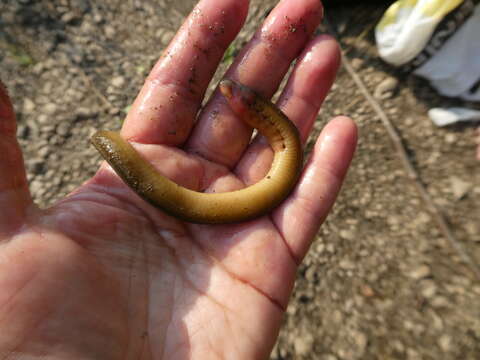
[91,79,303,224]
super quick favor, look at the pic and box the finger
[0,81,32,236]
[235,35,340,185]
[186,0,324,166]
[273,116,357,262]
[121,0,249,145]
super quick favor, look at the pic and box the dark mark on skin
[193,42,209,57]
[188,66,197,84]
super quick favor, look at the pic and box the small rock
[351,57,364,70]
[30,179,43,194]
[404,117,415,126]
[406,348,421,360]
[408,264,431,280]
[316,243,325,254]
[449,176,471,200]
[351,330,368,355]
[75,107,98,119]
[37,146,51,159]
[465,221,480,241]
[444,133,457,144]
[374,77,399,100]
[61,11,78,23]
[360,284,375,297]
[326,243,335,253]
[392,340,405,353]
[339,259,355,270]
[111,76,126,88]
[339,229,356,241]
[332,310,343,324]
[37,114,49,124]
[420,279,437,298]
[294,332,315,356]
[109,107,121,115]
[321,355,338,360]
[431,296,450,308]
[43,103,58,115]
[93,12,104,24]
[105,25,116,38]
[438,334,453,352]
[305,266,316,281]
[161,30,175,46]
[387,215,401,227]
[56,122,70,136]
[23,98,35,113]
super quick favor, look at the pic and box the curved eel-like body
[91,79,303,224]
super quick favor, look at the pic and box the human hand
[0,0,356,359]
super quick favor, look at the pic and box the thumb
[0,80,33,236]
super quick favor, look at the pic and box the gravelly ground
[1,0,479,359]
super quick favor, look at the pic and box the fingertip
[315,115,357,179]
[318,116,358,149]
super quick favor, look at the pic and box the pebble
[61,11,78,23]
[316,243,325,254]
[438,334,453,352]
[406,348,422,360]
[404,117,415,126]
[305,266,317,281]
[449,176,471,200]
[351,57,364,70]
[105,25,116,38]
[408,264,431,280]
[161,30,175,46]
[339,229,356,241]
[430,296,450,308]
[465,221,480,241]
[111,76,126,88]
[360,284,375,297]
[351,330,368,355]
[321,355,338,360]
[387,215,401,227]
[444,133,457,144]
[294,332,315,356]
[93,12,104,24]
[374,77,399,100]
[339,259,355,270]
[392,339,405,353]
[29,179,43,194]
[419,279,437,298]
[75,107,98,119]
[36,114,49,125]
[43,103,58,115]
[22,98,35,113]
[56,122,70,136]
[109,107,121,115]
[332,310,343,324]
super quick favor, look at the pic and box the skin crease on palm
[0,0,357,359]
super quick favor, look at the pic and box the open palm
[0,0,357,359]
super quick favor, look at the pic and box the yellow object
[378,0,463,30]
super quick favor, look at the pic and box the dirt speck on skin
[1,0,479,359]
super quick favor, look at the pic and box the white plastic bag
[375,0,480,101]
